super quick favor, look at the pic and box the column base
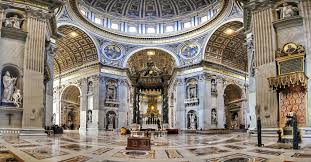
[20,128,46,136]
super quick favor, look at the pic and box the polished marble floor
[0,131,311,162]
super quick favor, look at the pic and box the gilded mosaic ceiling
[127,49,176,75]
[54,25,98,74]
[82,0,218,20]
[205,21,247,71]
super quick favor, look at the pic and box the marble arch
[60,85,81,129]
[122,47,180,68]
[54,24,99,74]
[202,18,247,71]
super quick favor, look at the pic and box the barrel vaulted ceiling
[205,21,247,71]
[54,25,98,74]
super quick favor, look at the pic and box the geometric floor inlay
[21,147,68,160]
[248,149,284,156]
[205,153,268,162]
[112,149,155,159]
[188,147,229,156]
[0,131,310,162]
[0,150,24,162]
[165,149,184,158]
[58,155,91,162]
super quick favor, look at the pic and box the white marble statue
[5,15,24,29]
[189,114,196,129]
[12,89,22,108]
[211,79,217,92]
[277,3,299,19]
[2,71,17,103]
[88,110,92,123]
[211,109,217,124]
[108,114,115,124]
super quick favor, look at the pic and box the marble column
[175,78,186,129]
[45,42,56,127]
[132,85,138,124]
[118,79,128,128]
[301,0,311,127]
[216,77,225,128]
[246,33,257,130]
[88,75,99,131]
[198,73,211,129]
[79,78,88,132]
[21,10,50,135]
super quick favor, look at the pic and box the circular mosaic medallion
[181,43,199,58]
[103,45,122,60]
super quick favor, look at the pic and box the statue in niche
[5,15,24,29]
[88,81,93,94]
[232,114,239,129]
[189,114,196,129]
[107,87,115,99]
[211,79,217,93]
[277,3,299,19]
[87,110,92,123]
[189,86,196,98]
[2,71,17,103]
[12,89,22,108]
[211,109,217,124]
[108,113,115,124]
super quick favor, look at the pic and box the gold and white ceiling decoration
[205,21,247,71]
[54,25,98,74]
[224,84,242,104]
[61,85,80,104]
[127,49,176,75]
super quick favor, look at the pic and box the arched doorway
[187,110,198,130]
[224,84,243,129]
[61,85,80,130]
[106,111,116,130]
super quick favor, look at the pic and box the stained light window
[166,26,174,32]
[147,27,155,33]
[80,9,86,16]
[111,23,119,30]
[184,22,192,29]
[95,17,102,24]
[129,26,137,33]
[201,16,208,23]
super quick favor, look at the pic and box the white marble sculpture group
[2,71,22,108]
[4,15,24,29]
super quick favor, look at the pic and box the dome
[76,0,224,39]
[81,0,218,20]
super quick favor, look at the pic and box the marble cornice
[55,62,100,79]
[244,0,276,12]
[64,0,233,45]
[0,0,62,12]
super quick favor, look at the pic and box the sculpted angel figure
[277,3,299,19]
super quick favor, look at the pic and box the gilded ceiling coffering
[61,85,80,103]
[54,25,98,74]
[205,21,247,71]
[224,84,242,104]
[82,0,218,20]
[127,49,176,75]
